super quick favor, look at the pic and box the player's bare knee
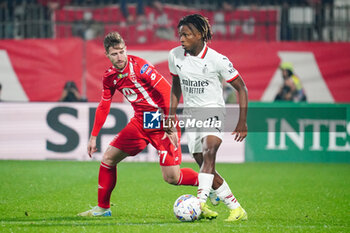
[163,174,178,185]
[162,171,179,185]
[102,153,117,166]
[203,147,218,157]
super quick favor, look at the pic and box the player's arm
[219,55,248,142]
[164,74,181,133]
[167,50,181,128]
[162,50,182,147]
[229,75,248,142]
[162,74,182,148]
[88,82,114,157]
[169,75,182,123]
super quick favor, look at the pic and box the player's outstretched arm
[229,76,248,142]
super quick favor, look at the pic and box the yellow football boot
[199,202,218,220]
[224,206,247,222]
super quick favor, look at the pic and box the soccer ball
[173,194,201,222]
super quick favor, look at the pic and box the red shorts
[109,117,182,166]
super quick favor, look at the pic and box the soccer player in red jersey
[78,32,198,217]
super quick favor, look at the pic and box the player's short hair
[104,32,125,52]
[178,14,212,42]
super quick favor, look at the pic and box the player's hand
[162,117,179,149]
[232,120,247,142]
[87,136,97,158]
[162,131,179,150]
[163,117,176,134]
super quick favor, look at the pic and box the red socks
[177,168,198,186]
[96,164,197,208]
[97,162,116,209]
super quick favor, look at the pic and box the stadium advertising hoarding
[0,103,244,162]
[245,102,350,163]
[1,102,349,163]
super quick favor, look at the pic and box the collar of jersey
[184,43,208,59]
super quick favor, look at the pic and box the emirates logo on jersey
[181,78,209,95]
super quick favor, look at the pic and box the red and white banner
[1,39,350,102]
[0,38,83,102]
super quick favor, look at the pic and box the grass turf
[0,161,349,233]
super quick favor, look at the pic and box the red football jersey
[91,55,170,136]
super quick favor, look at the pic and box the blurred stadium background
[0,0,349,163]
[0,0,349,161]
[0,1,349,232]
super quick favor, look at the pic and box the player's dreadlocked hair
[104,32,125,52]
[178,14,213,42]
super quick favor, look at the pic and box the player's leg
[150,130,198,186]
[97,146,129,209]
[197,135,221,204]
[78,118,147,217]
[187,132,218,220]
[160,165,198,186]
[193,152,222,205]
[201,136,247,222]
[160,164,180,184]
[78,146,129,217]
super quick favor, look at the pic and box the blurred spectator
[37,0,72,38]
[0,83,2,101]
[120,0,146,24]
[12,0,27,39]
[1,0,52,39]
[216,0,234,11]
[37,0,70,10]
[308,0,333,41]
[72,11,103,40]
[275,62,307,102]
[149,0,174,40]
[59,81,85,102]
[0,0,17,38]
[212,11,226,36]
[280,0,292,40]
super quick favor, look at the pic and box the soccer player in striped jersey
[167,14,248,221]
[78,32,198,217]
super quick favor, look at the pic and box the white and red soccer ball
[173,194,201,222]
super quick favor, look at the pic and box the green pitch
[0,161,349,233]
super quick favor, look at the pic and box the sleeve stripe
[153,77,163,88]
[170,72,178,77]
[226,74,239,83]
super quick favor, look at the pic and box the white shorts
[183,107,225,154]
[187,130,223,154]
